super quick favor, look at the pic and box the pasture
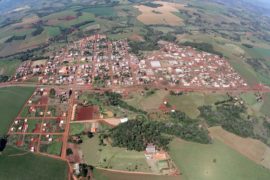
[80,135,151,172]
[0,86,34,136]
[0,59,21,76]
[0,146,68,180]
[167,92,228,118]
[209,126,270,169]
[81,7,117,17]
[125,90,169,111]
[261,93,270,116]
[169,138,270,180]
[93,169,181,180]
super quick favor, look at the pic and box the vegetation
[0,146,68,180]
[199,103,254,138]
[181,42,223,57]
[109,120,171,151]
[0,87,35,136]
[80,135,151,172]
[169,139,270,180]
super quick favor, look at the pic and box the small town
[12,34,248,90]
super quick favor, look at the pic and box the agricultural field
[80,135,151,172]
[0,86,34,136]
[93,169,181,180]
[0,146,68,180]
[209,126,270,169]
[0,59,21,76]
[134,1,184,26]
[169,138,270,180]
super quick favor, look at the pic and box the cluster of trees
[181,41,223,57]
[5,35,26,43]
[104,91,147,114]
[110,119,171,151]
[0,136,7,152]
[107,110,210,151]
[31,25,44,36]
[128,28,176,56]
[199,103,254,138]
[0,75,9,83]
[143,2,163,8]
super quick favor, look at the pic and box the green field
[0,86,34,136]
[93,169,181,180]
[167,92,228,119]
[69,123,84,135]
[169,138,270,180]
[82,7,117,17]
[261,93,270,116]
[245,47,270,59]
[80,135,151,172]
[0,59,21,76]
[125,90,169,111]
[0,146,68,180]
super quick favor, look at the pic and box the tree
[0,136,7,152]
[87,132,94,139]
[66,148,73,156]
[49,88,56,98]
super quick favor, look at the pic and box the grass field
[167,92,228,118]
[69,123,84,135]
[209,126,270,169]
[82,7,117,17]
[261,93,270,116]
[0,86,34,136]
[0,146,68,180]
[80,135,151,172]
[244,47,270,59]
[169,138,270,180]
[93,169,181,180]
[125,90,169,111]
[0,59,21,76]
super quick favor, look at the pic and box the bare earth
[209,126,270,169]
[134,1,184,26]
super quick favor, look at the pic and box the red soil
[76,106,100,121]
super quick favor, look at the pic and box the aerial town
[12,34,248,90]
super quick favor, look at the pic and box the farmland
[0,146,68,180]
[134,1,184,26]
[0,86,34,136]
[209,126,270,169]
[169,138,270,180]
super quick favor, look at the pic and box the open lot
[169,138,270,180]
[0,146,68,180]
[0,86,34,136]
